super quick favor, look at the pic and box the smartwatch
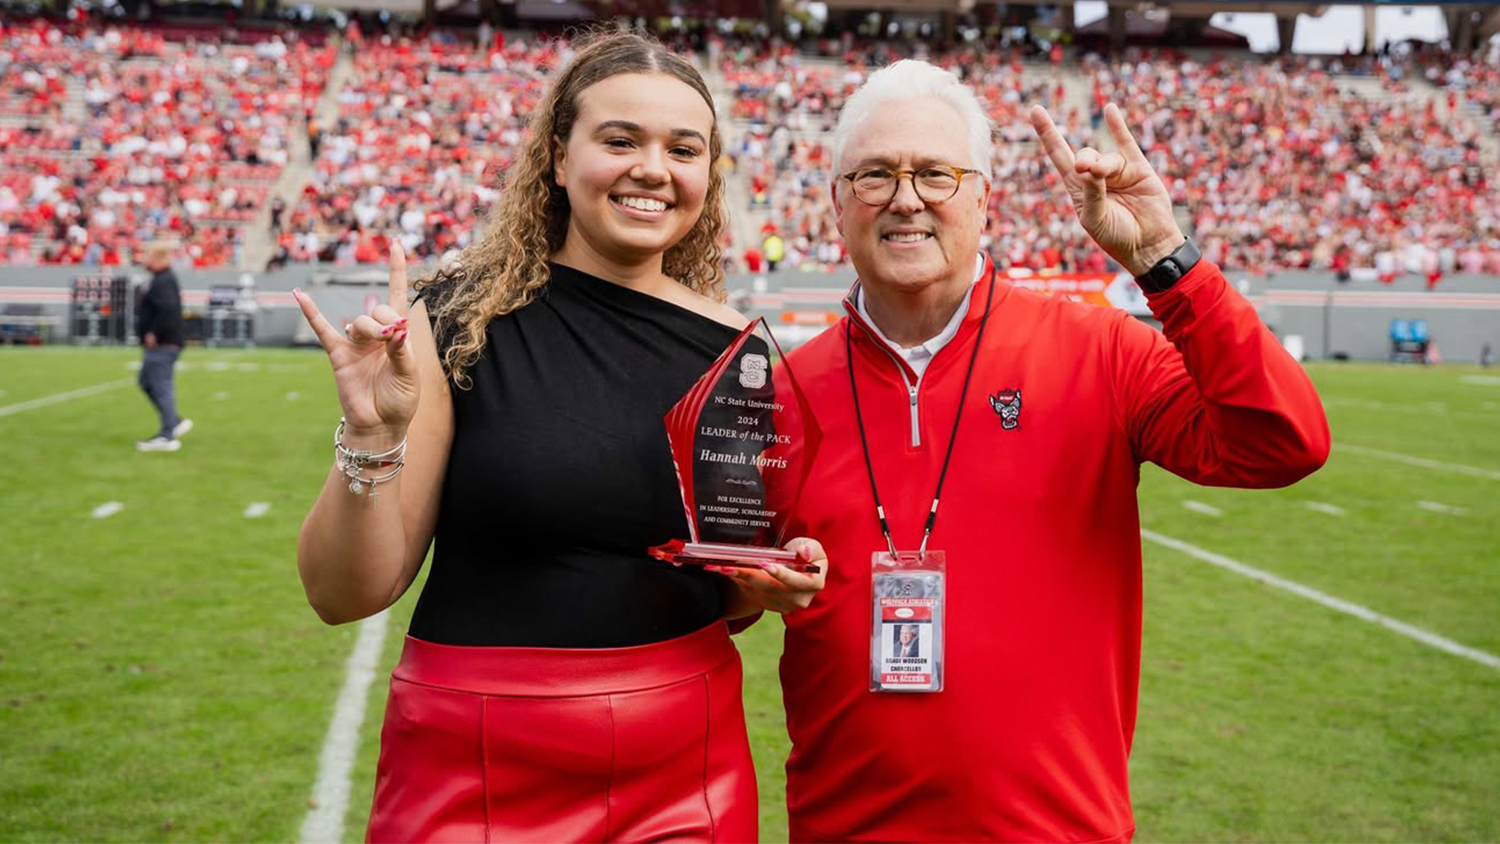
[1134,237,1200,294]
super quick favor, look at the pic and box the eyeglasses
[839,165,983,206]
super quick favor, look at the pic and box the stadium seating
[0,18,334,267]
[2,20,1498,275]
[279,32,553,265]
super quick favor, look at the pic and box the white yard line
[1322,396,1495,422]
[1335,443,1500,482]
[0,379,133,417]
[1304,501,1347,516]
[91,501,124,519]
[1141,530,1500,671]
[1417,501,1469,516]
[299,611,389,844]
[1182,500,1224,517]
[243,502,271,518]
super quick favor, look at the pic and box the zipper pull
[908,384,922,447]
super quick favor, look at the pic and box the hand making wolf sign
[291,244,419,444]
[1030,102,1186,278]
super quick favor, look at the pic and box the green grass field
[2,346,1497,842]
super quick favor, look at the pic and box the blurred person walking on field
[291,30,825,843]
[135,241,191,452]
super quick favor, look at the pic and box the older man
[774,60,1330,842]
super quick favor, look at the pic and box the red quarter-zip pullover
[778,256,1329,842]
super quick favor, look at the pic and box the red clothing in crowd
[779,256,1329,842]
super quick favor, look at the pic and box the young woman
[291,31,827,843]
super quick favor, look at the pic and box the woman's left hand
[715,537,828,616]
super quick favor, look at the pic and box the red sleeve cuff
[1143,258,1227,325]
[1144,257,1221,301]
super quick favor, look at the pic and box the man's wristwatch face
[1136,238,1201,293]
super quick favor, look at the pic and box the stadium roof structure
[296,0,1499,46]
[1076,7,1249,43]
[594,0,767,15]
[300,0,441,12]
[816,0,975,9]
[1105,0,1500,52]
[516,0,600,19]
[298,0,761,16]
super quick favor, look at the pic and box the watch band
[1134,237,1201,294]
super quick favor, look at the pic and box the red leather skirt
[366,620,758,843]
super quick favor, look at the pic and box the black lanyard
[845,268,996,557]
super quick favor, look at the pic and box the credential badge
[739,353,768,389]
[988,388,1021,430]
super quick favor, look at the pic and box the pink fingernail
[395,330,408,344]
[702,565,723,574]
[759,563,783,572]
[381,325,394,336]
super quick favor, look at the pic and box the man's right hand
[1030,103,1184,277]
[292,242,420,446]
[143,332,157,349]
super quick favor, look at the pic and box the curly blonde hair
[416,29,728,388]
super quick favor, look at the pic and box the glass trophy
[649,317,823,574]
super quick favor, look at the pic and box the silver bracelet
[334,418,406,462]
[334,417,407,506]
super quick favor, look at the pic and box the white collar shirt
[855,252,986,379]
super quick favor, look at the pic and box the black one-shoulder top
[409,263,741,647]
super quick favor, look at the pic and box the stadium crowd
[0,18,334,267]
[273,29,556,266]
[1425,49,1500,169]
[1090,51,1500,280]
[2,18,1499,277]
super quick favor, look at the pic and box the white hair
[831,59,994,178]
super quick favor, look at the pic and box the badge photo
[870,552,946,693]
